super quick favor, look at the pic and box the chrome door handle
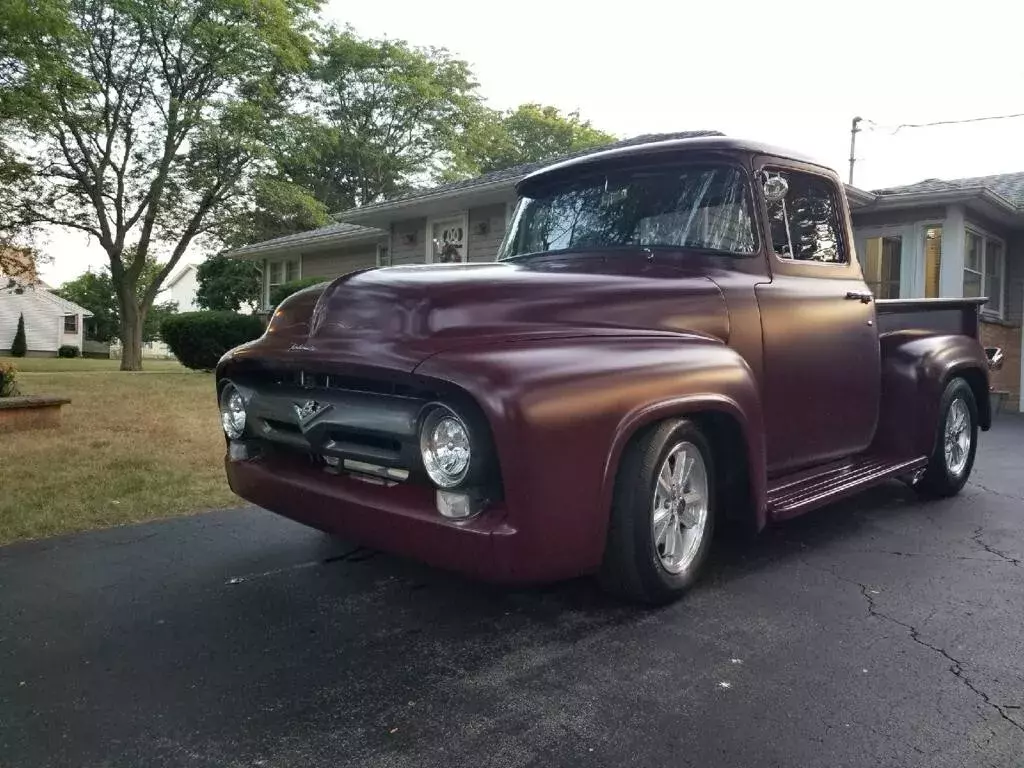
[845,291,873,303]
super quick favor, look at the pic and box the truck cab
[218,136,997,603]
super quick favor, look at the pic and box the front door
[429,216,468,263]
[754,163,881,475]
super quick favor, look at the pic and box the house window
[376,244,391,267]
[267,258,300,303]
[963,229,1005,316]
[923,226,942,298]
[863,235,903,299]
[63,314,77,333]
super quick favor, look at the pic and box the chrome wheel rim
[943,398,971,477]
[652,441,709,574]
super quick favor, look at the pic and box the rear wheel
[600,419,716,604]
[916,377,978,498]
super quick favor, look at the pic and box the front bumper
[224,449,544,583]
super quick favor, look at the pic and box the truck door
[753,162,881,475]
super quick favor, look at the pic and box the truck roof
[519,136,835,187]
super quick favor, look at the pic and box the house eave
[853,187,1024,226]
[226,228,386,261]
[333,178,518,227]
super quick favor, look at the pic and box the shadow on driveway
[2,418,1023,768]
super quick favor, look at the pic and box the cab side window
[767,171,846,264]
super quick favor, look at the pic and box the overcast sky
[39,0,1024,285]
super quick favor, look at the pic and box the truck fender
[415,334,769,575]
[601,349,768,534]
[873,332,991,459]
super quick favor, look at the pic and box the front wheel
[600,419,716,604]
[916,377,978,498]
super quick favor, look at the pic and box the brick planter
[0,396,71,432]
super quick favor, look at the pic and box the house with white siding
[225,131,1024,412]
[0,284,92,356]
[163,263,200,312]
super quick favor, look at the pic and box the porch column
[939,204,966,297]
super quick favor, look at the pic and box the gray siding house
[226,131,1024,412]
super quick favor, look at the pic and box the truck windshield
[500,164,758,259]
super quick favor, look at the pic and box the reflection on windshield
[501,165,758,258]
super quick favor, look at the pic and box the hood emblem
[294,399,331,425]
[289,343,316,352]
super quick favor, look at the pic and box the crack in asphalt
[968,481,1024,503]
[833,569,1024,736]
[971,527,1022,567]
[854,549,1014,565]
[224,547,371,585]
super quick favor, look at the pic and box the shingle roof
[346,130,725,213]
[227,221,384,258]
[873,171,1024,208]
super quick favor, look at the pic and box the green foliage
[56,263,176,342]
[269,277,326,308]
[56,270,118,342]
[447,104,616,180]
[195,254,263,311]
[57,344,79,358]
[225,28,486,246]
[0,361,18,396]
[10,312,26,356]
[0,0,321,368]
[161,312,264,371]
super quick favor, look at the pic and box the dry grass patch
[0,357,238,543]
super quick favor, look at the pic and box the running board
[767,455,928,521]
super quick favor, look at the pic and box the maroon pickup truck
[217,136,1003,603]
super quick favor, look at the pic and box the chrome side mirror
[985,347,1004,371]
[762,174,789,203]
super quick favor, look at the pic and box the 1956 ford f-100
[216,136,1002,603]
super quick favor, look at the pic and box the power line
[848,111,1024,184]
[864,112,1024,135]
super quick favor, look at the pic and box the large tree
[223,28,484,248]
[0,0,319,369]
[448,103,617,180]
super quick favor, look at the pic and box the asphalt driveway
[2,418,1023,768]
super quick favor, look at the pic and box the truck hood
[260,254,730,373]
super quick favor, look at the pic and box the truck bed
[874,297,988,338]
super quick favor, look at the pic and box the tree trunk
[118,301,144,371]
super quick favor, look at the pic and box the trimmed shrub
[0,361,18,397]
[161,311,264,371]
[58,344,80,358]
[11,312,26,357]
[269,277,327,308]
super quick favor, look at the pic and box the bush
[11,312,26,357]
[161,311,265,371]
[0,361,18,397]
[269,277,327,308]
[58,344,80,358]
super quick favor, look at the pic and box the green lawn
[0,356,240,544]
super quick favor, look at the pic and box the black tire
[916,377,978,499]
[599,419,716,604]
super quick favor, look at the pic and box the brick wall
[980,321,1021,411]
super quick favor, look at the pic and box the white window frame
[964,226,1006,318]
[375,242,391,267]
[63,314,78,334]
[854,225,916,299]
[265,256,302,308]
[425,212,469,264]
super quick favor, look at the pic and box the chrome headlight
[219,384,247,439]
[420,406,472,488]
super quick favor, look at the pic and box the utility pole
[848,116,862,186]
